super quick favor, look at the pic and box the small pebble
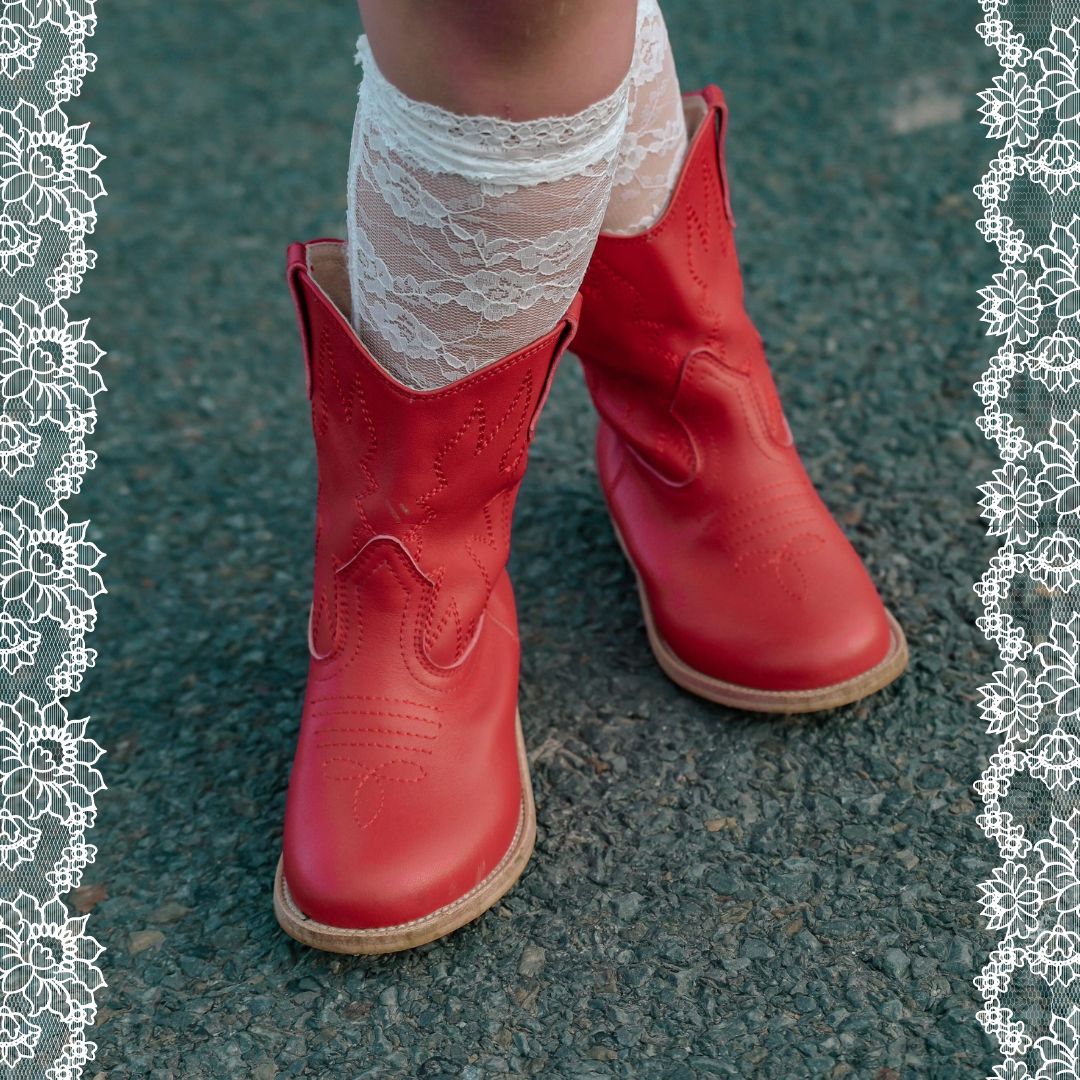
[518,944,546,978]
[128,930,165,955]
[705,817,738,832]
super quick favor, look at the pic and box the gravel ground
[74,1,998,1076]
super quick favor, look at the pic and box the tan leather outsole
[273,711,536,955]
[612,522,909,714]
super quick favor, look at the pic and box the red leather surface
[282,240,579,928]
[575,89,892,692]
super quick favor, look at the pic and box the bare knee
[358,0,636,120]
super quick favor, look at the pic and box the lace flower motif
[0,100,103,227]
[996,22,1034,69]
[1029,132,1080,194]
[979,461,1042,544]
[46,440,95,501]
[1029,730,1080,790]
[979,861,1041,939]
[0,892,103,1023]
[979,71,1042,146]
[1028,328,1080,391]
[1028,529,1080,591]
[0,296,104,427]
[45,37,95,105]
[980,663,1044,742]
[975,343,1022,402]
[975,148,1024,207]
[45,637,94,696]
[0,497,104,627]
[0,695,104,824]
[1030,926,1080,986]
[979,268,1042,343]
[45,819,94,892]
[45,1029,95,1080]
[45,234,94,300]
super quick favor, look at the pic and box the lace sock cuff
[353,35,630,189]
[602,0,689,236]
[346,35,630,389]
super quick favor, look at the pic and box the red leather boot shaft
[574,89,895,694]
[282,240,578,929]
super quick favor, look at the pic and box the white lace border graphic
[976,2,1080,1077]
[0,3,106,1079]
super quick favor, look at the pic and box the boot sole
[612,522,909,714]
[273,710,536,954]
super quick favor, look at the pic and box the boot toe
[645,530,897,695]
[283,790,523,932]
[742,592,894,692]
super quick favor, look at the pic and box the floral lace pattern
[602,0,688,236]
[346,34,629,390]
[0,2,104,1078]
[976,3,1080,1075]
[345,0,692,388]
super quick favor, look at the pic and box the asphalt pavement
[75,2,997,1076]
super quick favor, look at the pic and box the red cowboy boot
[574,88,908,713]
[274,239,580,953]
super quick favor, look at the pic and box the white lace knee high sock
[346,36,629,390]
[601,0,688,236]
